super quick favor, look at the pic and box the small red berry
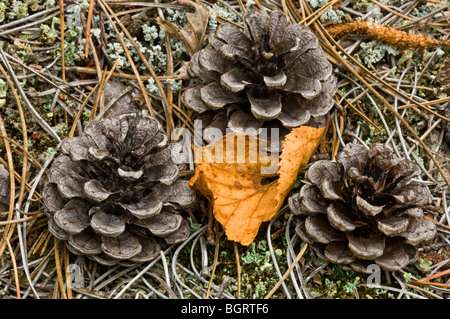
[60,93,66,101]
[401,50,405,55]
[33,132,39,139]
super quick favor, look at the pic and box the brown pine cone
[289,143,436,273]
[43,112,195,266]
[182,10,336,147]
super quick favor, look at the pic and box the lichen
[207,3,241,32]
[0,1,7,23]
[308,0,345,23]
[412,3,438,18]
[309,0,328,8]
[0,79,6,108]
[320,8,345,23]
[358,40,398,65]
[40,17,60,45]
[165,8,187,28]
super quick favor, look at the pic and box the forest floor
[0,0,449,299]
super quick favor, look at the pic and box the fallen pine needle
[206,220,220,299]
[234,242,241,299]
[264,243,308,299]
[2,234,21,299]
[85,0,95,58]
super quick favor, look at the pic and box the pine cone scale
[54,199,91,235]
[101,232,142,260]
[90,208,127,237]
[216,23,253,50]
[248,91,282,120]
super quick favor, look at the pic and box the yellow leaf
[189,126,326,245]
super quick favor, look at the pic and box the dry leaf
[189,126,326,245]
[158,0,209,56]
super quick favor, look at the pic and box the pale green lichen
[412,3,438,18]
[207,3,241,32]
[308,0,345,23]
[146,78,182,96]
[359,40,398,65]
[165,79,182,93]
[351,0,371,12]
[40,16,61,44]
[66,0,90,30]
[309,0,328,8]
[0,79,6,108]
[320,8,345,23]
[165,8,187,28]
[146,78,160,95]
[5,0,56,21]
[142,24,159,42]
[8,0,28,20]
[0,1,7,23]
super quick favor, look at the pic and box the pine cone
[289,143,436,273]
[43,112,195,266]
[182,10,336,142]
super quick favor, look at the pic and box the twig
[0,116,16,259]
[2,234,20,299]
[0,6,60,31]
[264,243,308,299]
[0,213,45,226]
[68,82,100,138]
[233,242,241,299]
[85,0,96,58]
[54,238,67,299]
[59,0,65,81]
[206,220,220,299]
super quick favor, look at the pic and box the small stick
[264,243,308,299]
[0,116,16,259]
[2,234,21,299]
[85,0,96,58]
[298,0,340,25]
[68,82,100,138]
[205,220,220,299]
[54,238,68,299]
[233,242,241,299]
[64,246,73,299]
[59,0,65,81]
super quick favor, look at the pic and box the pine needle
[59,0,65,81]
[233,242,241,299]
[2,234,21,299]
[85,0,95,58]
[205,220,220,299]
[264,243,308,299]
